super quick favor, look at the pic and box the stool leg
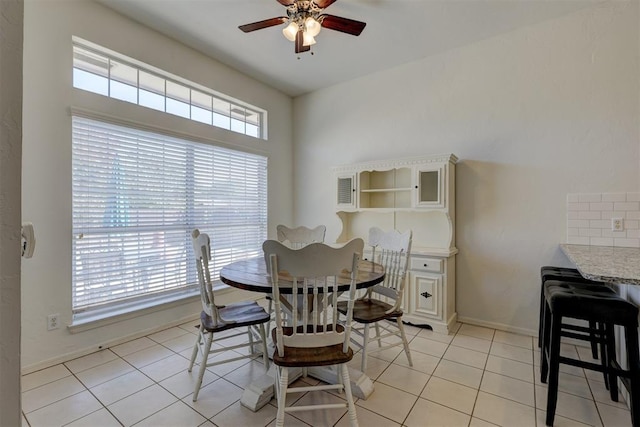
[606,323,619,401]
[546,314,562,427]
[589,320,599,359]
[624,324,640,427]
[541,299,552,383]
[598,322,610,389]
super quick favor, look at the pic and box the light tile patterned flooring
[21,308,634,426]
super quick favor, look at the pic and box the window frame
[72,36,267,140]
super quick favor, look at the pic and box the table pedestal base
[240,363,374,412]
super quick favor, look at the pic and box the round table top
[220,257,385,294]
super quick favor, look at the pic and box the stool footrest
[561,329,604,344]
[558,356,605,373]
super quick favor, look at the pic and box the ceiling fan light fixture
[304,17,321,37]
[282,21,298,41]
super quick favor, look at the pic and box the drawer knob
[424,263,428,267]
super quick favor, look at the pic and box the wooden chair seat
[200,301,270,333]
[337,299,403,324]
[271,324,354,367]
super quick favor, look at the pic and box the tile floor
[21,310,633,427]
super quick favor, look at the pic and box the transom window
[72,38,265,139]
[71,115,268,319]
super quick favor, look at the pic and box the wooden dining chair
[338,227,413,372]
[187,229,270,401]
[263,238,364,427]
[266,224,327,331]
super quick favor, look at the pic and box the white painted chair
[276,224,326,249]
[263,238,364,427]
[188,229,270,401]
[338,227,413,372]
[266,225,327,331]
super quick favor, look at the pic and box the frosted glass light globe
[282,22,298,42]
[304,17,321,37]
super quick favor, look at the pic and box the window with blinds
[72,115,268,317]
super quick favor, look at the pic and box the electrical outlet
[47,313,60,331]
[612,217,624,231]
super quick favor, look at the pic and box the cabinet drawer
[410,257,443,273]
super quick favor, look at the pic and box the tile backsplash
[567,193,640,248]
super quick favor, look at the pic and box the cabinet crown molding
[331,154,457,174]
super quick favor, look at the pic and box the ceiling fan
[239,0,367,54]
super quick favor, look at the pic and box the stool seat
[540,266,602,285]
[544,280,636,325]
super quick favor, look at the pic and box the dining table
[220,256,386,412]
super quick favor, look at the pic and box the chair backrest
[191,229,219,322]
[263,238,364,356]
[367,227,412,311]
[276,224,326,249]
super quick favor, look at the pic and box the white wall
[292,1,640,334]
[1,0,23,422]
[22,0,293,370]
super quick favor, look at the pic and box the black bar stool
[540,279,640,426]
[538,266,612,357]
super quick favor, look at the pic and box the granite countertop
[560,244,640,285]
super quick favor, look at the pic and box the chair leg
[397,317,413,367]
[248,326,255,355]
[341,364,359,427]
[361,324,371,372]
[188,325,203,372]
[193,331,213,402]
[275,366,289,427]
[266,296,273,338]
[374,322,382,348]
[545,314,563,426]
[259,323,270,371]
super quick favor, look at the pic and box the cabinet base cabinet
[404,255,456,335]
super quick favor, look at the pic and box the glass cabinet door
[414,165,445,208]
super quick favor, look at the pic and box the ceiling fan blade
[277,0,295,5]
[295,29,310,54]
[314,0,337,8]
[320,14,366,36]
[239,17,288,33]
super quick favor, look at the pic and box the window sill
[68,283,232,334]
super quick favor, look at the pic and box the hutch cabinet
[332,154,458,334]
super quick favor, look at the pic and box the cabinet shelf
[360,188,412,193]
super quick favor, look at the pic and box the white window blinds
[72,116,268,315]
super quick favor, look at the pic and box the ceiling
[98,0,598,97]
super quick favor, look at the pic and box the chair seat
[271,325,354,367]
[336,299,403,323]
[201,300,270,333]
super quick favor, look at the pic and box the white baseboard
[457,315,537,338]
